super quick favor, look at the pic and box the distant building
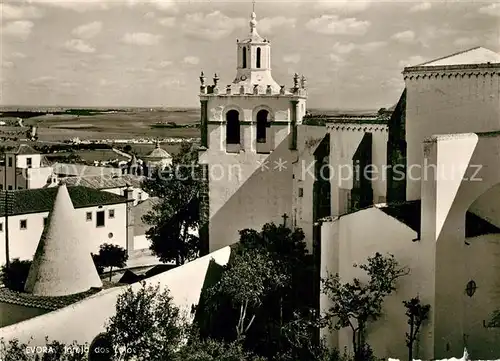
[0,185,136,264]
[0,144,55,191]
[142,141,173,171]
[52,162,122,178]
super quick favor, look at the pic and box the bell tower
[233,11,279,92]
[198,7,307,254]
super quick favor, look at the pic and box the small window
[8,157,12,167]
[26,157,32,168]
[8,185,12,190]
[43,217,48,226]
[108,209,115,219]
[0,222,3,232]
[466,280,477,297]
[96,211,105,227]
[256,47,261,68]
[0,184,3,190]
[298,188,303,198]
[108,232,113,239]
[20,219,27,230]
[86,212,92,221]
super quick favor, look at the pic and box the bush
[1,258,32,292]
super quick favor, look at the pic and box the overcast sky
[1,0,499,109]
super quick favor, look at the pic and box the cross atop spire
[252,0,256,13]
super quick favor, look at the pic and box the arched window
[256,109,269,143]
[226,110,240,145]
[256,47,261,68]
[242,48,247,68]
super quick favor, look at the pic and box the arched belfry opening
[226,110,240,145]
[256,109,269,143]
[256,47,261,68]
[242,47,247,69]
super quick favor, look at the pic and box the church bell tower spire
[233,4,280,92]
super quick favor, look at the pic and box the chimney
[124,184,135,254]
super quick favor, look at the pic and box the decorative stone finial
[266,84,272,95]
[280,85,285,95]
[293,73,299,88]
[226,85,231,94]
[199,71,206,86]
[250,11,257,33]
[213,73,219,86]
[300,75,307,89]
[253,84,259,95]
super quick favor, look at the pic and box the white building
[198,10,307,253]
[196,14,500,360]
[0,184,136,265]
[0,144,55,191]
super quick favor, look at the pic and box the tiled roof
[61,174,144,190]
[144,147,172,159]
[8,144,40,155]
[0,287,101,311]
[0,186,127,217]
[413,47,500,67]
[52,163,122,177]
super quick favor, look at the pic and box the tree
[105,282,186,361]
[199,223,315,359]
[488,310,500,328]
[206,249,287,338]
[321,253,409,361]
[0,339,31,361]
[142,141,201,266]
[237,224,314,356]
[1,258,32,292]
[0,338,88,361]
[97,244,128,282]
[403,297,430,361]
[174,336,266,361]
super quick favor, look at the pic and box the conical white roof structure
[24,184,103,296]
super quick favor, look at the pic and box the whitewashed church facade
[0,10,499,361]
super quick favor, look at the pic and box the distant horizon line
[0,105,381,112]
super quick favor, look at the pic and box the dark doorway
[96,210,105,227]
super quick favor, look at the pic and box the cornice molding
[326,123,388,132]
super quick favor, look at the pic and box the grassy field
[1,108,201,143]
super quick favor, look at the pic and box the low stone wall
[0,246,231,347]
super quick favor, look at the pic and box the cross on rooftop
[282,213,289,227]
